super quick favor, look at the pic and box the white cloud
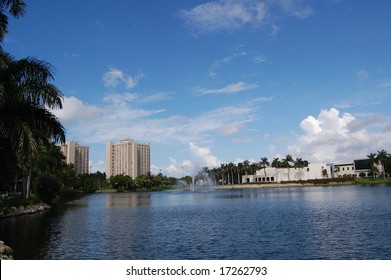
[103,92,139,104]
[219,121,244,135]
[52,95,257,145]
[233,138,252,144]
[181,0,267,34]
[102,67,144,89]
[288,108,391,163]
[197,81,258,95]
[103,92,170,104]
[51,96,101,123]
[278,0,314,18]
[89,160,105,173]
[164,157,193,177]
[270,24,280,38]
[181,0,314,34]
[356,69,369,80]
[102,67,124,87]
[189,142,221,167]
[63,53,80,58]
[209,49,249,78]
[208,47,267,78]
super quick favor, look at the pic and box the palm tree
[249,162,259,175]
[243,160,250,175]
[237,162,243,184]
[367,153,378,178]
[0,53,66,197]
[259,157,270,180]
[220,163,227,185]
[376,150,389,178]
[227,162,235,184]
[282,155,294,181]
[0,0,26,43]
[294,157,308,180]
[271,158,281,168]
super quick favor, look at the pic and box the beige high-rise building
[60,141,89,174]
[106,139,150,178]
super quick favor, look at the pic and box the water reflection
[105,193,151,207]
[1,186,391,259]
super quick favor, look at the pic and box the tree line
[198,155,310,185]
[0,1,66,201]
[366,150,391,178]
[198,150,391,185]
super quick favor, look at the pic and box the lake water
[1,185,391,260]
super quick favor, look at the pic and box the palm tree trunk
[24,169,31,199]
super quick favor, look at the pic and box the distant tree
[243,160,250,175]
[281,155,294,181]
[294,158,309,180]
[109,174,134,190]
[334,166,340,178]
[322,168,328,178]
[271,158,282,168]
[376,150,389,178]
[259,157,270,179]
[237,162,243,184]
[367,153,378,178]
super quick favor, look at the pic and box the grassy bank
[355,177,391,185]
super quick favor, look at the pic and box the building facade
[242,159,383,183]
[60,141,89,174]
[242,163,333,183]
[106,139,150,179]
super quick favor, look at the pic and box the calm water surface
[1,185,391,259]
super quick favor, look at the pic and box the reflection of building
[106,139,150,178]
[60,141,89,174]
[105,193,151,208]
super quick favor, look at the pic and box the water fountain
[176,169,216,191]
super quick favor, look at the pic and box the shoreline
[215,181,358,190]
[0,202,51,219]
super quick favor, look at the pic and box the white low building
[242,163,333,183]
[242,158,383,183]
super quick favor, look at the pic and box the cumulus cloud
[197,81,258,95]
[102,67,144,89]
[51,96,101,123]
[189,142,221,167]
[165,157,193,176]
[288,108,391,163]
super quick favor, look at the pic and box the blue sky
[4,0,391,176]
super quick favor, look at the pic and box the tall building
[106,139,150,178]
[60,141,89,174]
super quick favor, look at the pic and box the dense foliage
[109,173,176,191]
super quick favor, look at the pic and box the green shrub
[33,173,61,204]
